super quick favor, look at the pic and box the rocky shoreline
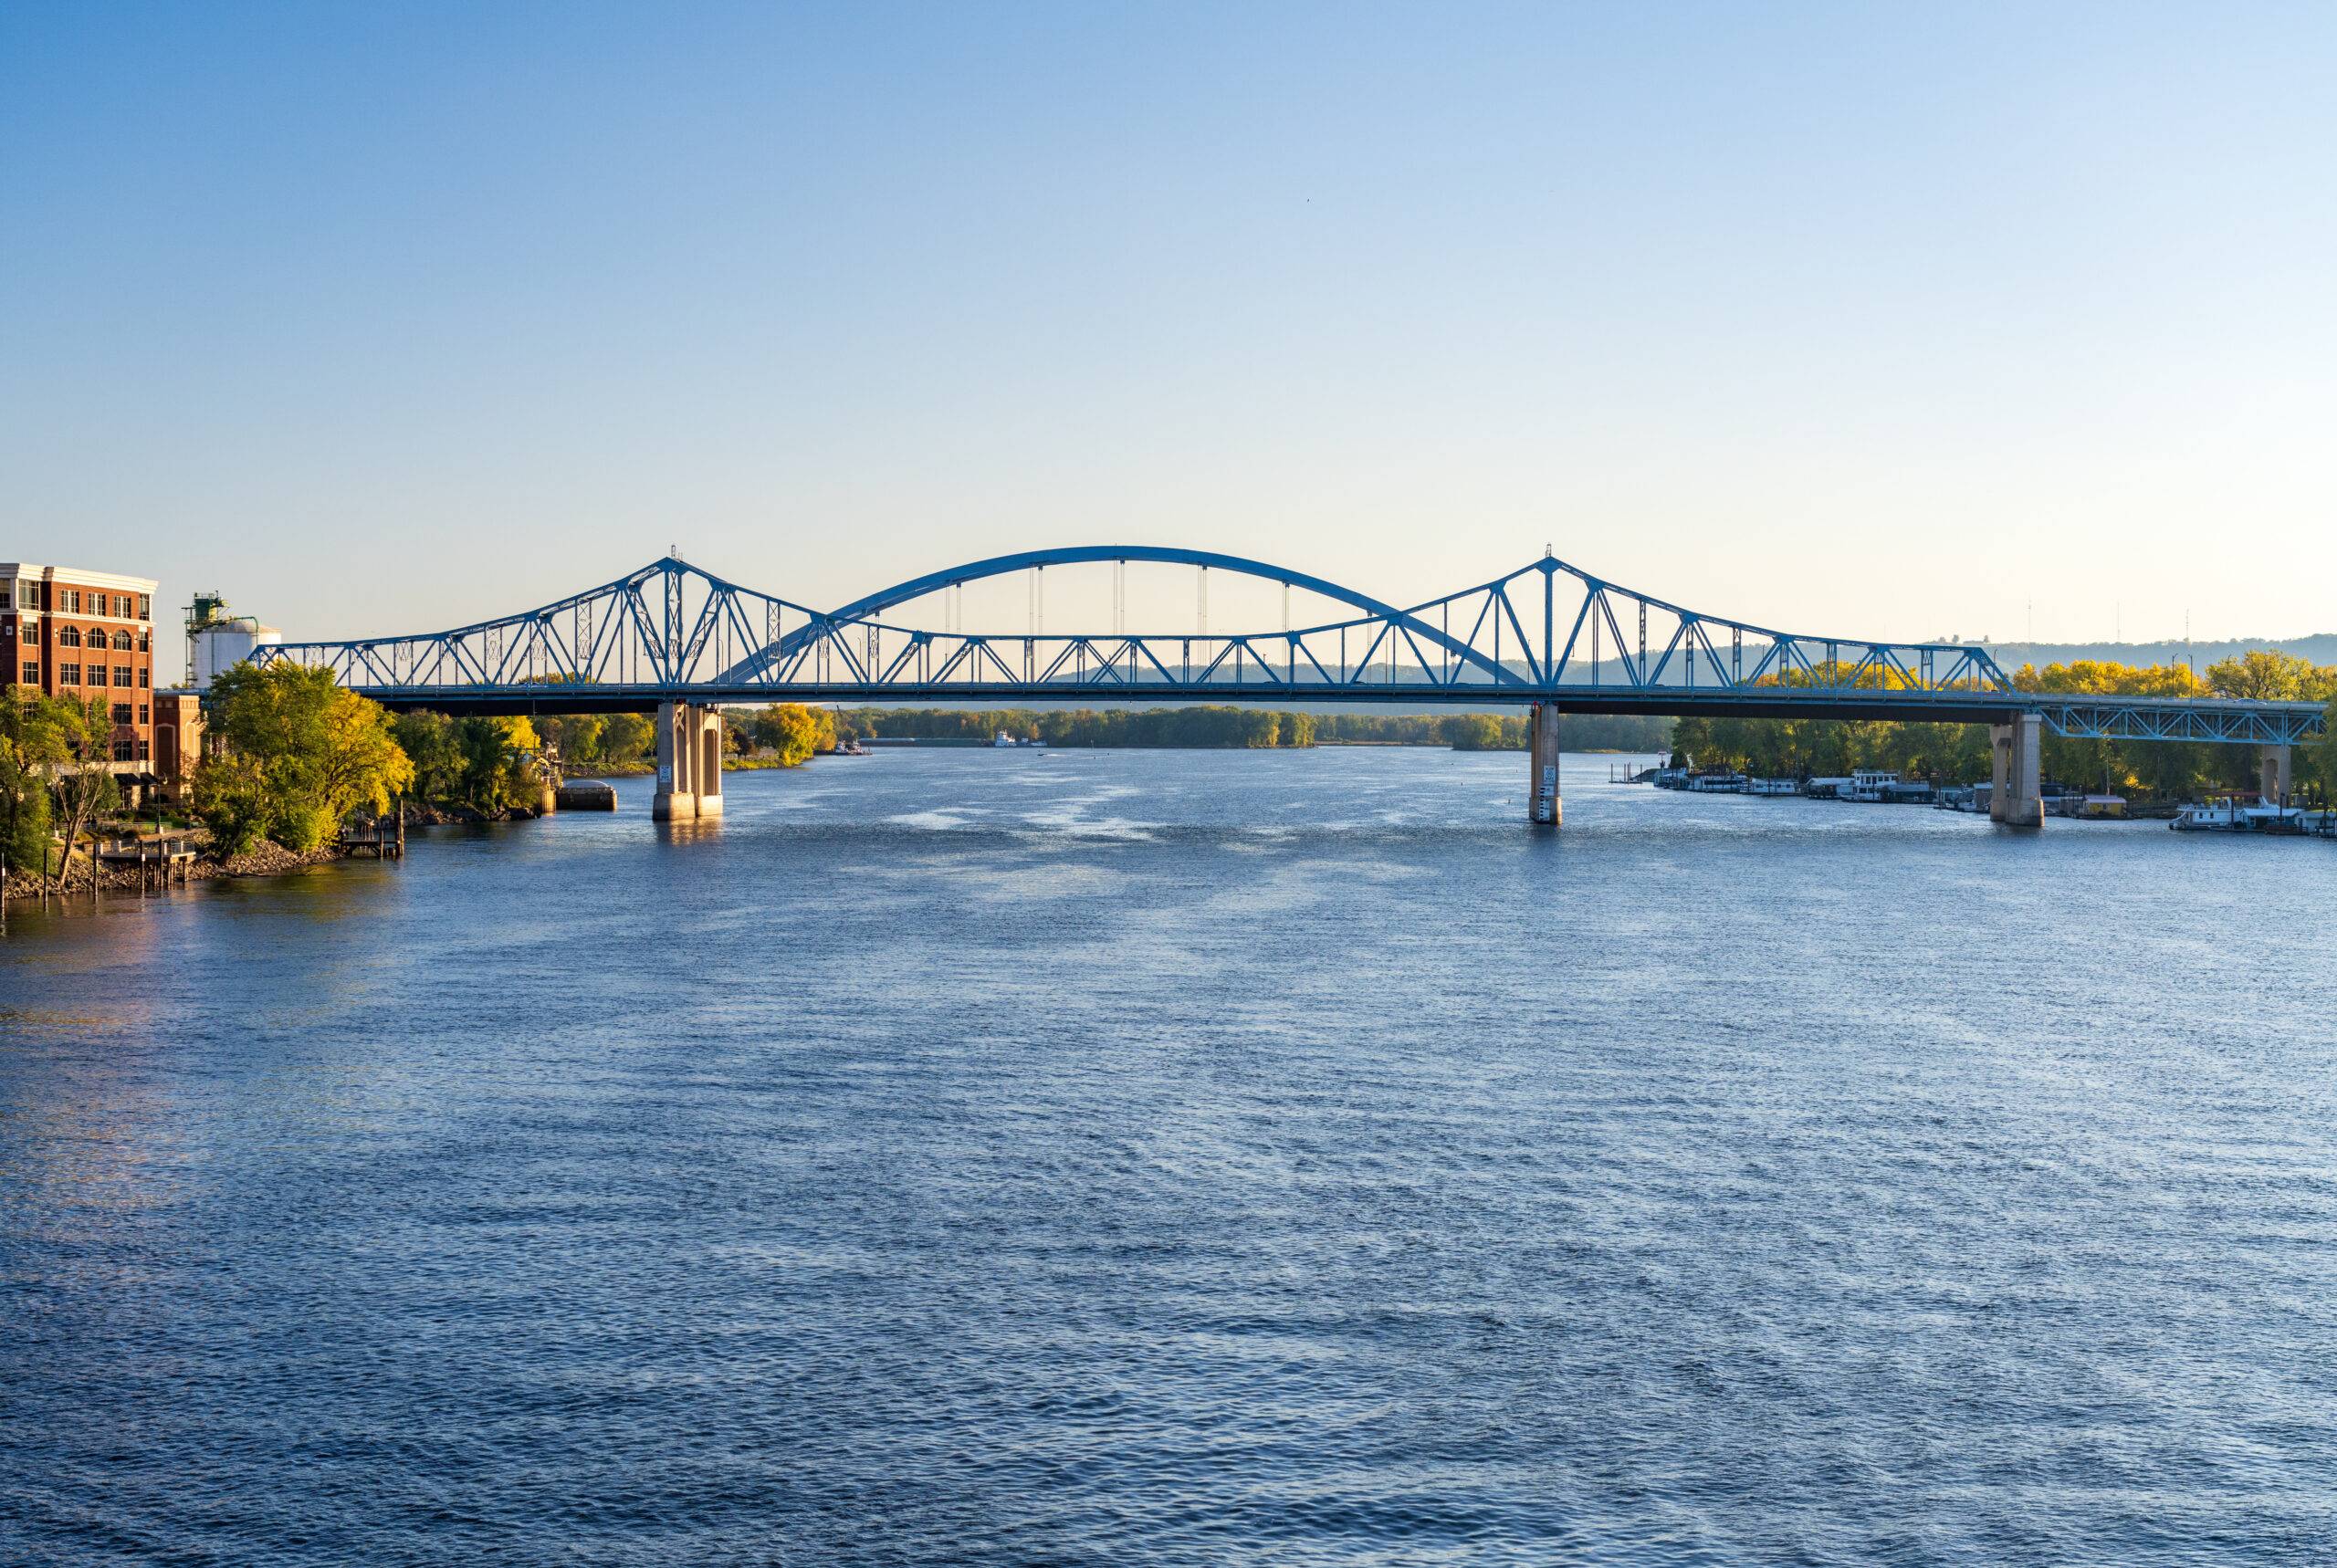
[5,838,352,900]
[3,802,554,903]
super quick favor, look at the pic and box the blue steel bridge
[255,547,2324,826]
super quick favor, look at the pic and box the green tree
[198,663,414,851]
[453,716,542,812]
[1442,713,1505,750]
[2315,696,2337,801]
[0,685,65,883]
[599,712,655,767]
[542,712,606,769]
[2206,649,2332,703]
[746,703,834,766]
[44,693,121,887]
[390,711,464,802]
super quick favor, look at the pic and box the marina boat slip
[2049,793,2127,820]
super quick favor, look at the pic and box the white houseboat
[1839,768,1899,803]
[2172,795,2305,833]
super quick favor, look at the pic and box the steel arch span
[254,548,2328,747]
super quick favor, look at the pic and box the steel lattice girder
[254,550,2327,747]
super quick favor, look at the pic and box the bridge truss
[255,549,2326,747]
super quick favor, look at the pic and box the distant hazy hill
[1966,635,2337,672]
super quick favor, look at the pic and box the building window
[138,666,150,688]
[114,665,132,687]
[58,625,79,648]
[112,702,133,725]
[137,738,151,761]
[19,662,36,684]
[138,631,150,652]
[111,630,132,651]
[139,594,152,619]
[139,703,150,725]
[58,662,79,685]
[61,590,79,613]
[19,625,34,645]
[113,738,133,761]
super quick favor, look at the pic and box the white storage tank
[186,592,281,689]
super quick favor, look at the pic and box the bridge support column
[697,706,724,818]
[1527,702,1561,827]
[2259,745,2292,805]
[1989,713,2044,828]
[654,702,725,821]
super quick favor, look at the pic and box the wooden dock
[95,835,200,885]
[340,817,407,858]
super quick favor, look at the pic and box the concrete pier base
[2259,744,2292,804]
[1527,702,1561,827]
[653,701,727,821]
[1989,713,2044,828]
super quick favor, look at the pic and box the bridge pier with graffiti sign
[652,700,725,821]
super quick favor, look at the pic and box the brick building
[2,563,162,781]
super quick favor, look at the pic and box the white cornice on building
[1,563,161,595]
[1,562,159,622]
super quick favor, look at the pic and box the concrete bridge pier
[2259,745,2293,804]
[1989,713,2044,828]
[654,701,726,821]
[1528,702,1561,827]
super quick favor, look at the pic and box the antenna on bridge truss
[1197,565,1209,637]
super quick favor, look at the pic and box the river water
[4,747,2333,1565]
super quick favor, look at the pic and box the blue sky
[4,2,2331,646]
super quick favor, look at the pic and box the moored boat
[1839,768,1898,803]
[2172,794,2305,833]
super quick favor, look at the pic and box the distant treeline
[1672,653,2337,800]
[1312,712,1672,751]
[837,706,1672,751]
